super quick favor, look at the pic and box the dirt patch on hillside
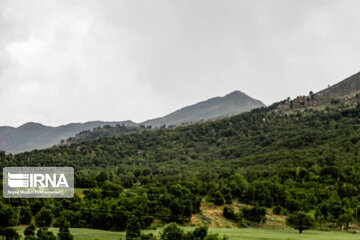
[188,201,287,229]
[188,202,239,228]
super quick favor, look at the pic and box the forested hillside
[60,124,141,145]
[2,89,360,234]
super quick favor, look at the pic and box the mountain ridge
[316,71,360,97]
[0,90,265,153]
[270,72,360,114]
[58,90,266,145]
[141,90,266,128]
[0,120,137,154]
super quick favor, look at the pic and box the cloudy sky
[1,0,360,127]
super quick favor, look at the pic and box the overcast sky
[1,0,360,127]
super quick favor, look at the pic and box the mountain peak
[18,122,46,129]
[141,90,265,128]
[224,90,251,99]
[227,90,245,95]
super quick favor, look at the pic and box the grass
[204,228,360,240]
[16,226,360,240]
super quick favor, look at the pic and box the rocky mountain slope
[141,91,266,128]
[316,72,360,97]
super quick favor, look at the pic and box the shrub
[160,223,184,240]
[193,226,208,240]
[273,205,286,215]
[212,191,225,206]
[223,207,235,220]
[242,206,266,224]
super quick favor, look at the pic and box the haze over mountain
[0,121,136,154]
[59,90,266,145]
[0,90,265,153]
[141,91,266,128]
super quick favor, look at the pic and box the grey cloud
[1,0,360,126]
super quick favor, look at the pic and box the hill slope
[0,120,136,153]
[316,72,360,97]
[3,73,360,233]
[5,85,360,220]
[60,124,141,145]
[141,91,266,128]
[271,72,360,114]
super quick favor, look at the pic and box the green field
[16,227,360,240]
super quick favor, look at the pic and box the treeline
[61,124,141,145]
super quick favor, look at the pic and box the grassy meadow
[16,226,360,240]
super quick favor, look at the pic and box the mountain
[141,91,266,128]
[0,90,263,152]
[272,72,360,113]
[58,90,265,145]
[0,120,137,153]
[316,72,360,97]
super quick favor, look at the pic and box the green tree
[337,209,354,231]
[3,228,20,240]
[286,212,315,234]
[126,215,141,240]
[0,203,15,227]
[272,205,285,215]
[35,208,53,227]
[24,224,36,236]
[19,207,32,225]
[242,206,266,224]
[193,226,208,240]
[160,223,184,240]
[212,191,225,206]
[57,218,74,240]
[223,207,235,220]
[37,228,56,240]
[96,171,109,185]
